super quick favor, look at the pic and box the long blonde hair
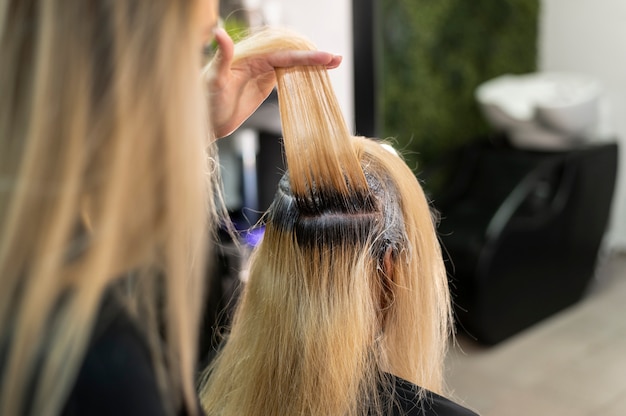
[200,28,452,416]
[0,1,214,415]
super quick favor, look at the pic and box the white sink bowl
[475,72,602,149]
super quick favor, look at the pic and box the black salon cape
[61,292,192,416]
[62,295,477,416]
[384,375,479,416]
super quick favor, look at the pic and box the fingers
[212,29,342,74]
[326,54,343,70]
[266,50,343,69]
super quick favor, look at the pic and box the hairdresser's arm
[206,28,342,139]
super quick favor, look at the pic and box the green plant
[378,0,540,171]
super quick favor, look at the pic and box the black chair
[427,138,619,345]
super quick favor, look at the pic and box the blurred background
[207,1,626,414]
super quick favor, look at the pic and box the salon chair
[427,138,618,345]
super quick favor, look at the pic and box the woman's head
[272,135,449,390]
[201,136,452,416]
[1,1,216,414]
[200,28,451,416]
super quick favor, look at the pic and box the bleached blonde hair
[199,28,452,416]
[0,1,214,415]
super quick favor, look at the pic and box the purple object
[243,226,265,247]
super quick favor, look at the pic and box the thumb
[209,28,235,81]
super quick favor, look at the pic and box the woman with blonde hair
[0,1,340,415]
[199,29,477,416]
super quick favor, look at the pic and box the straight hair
[0,2,214,414]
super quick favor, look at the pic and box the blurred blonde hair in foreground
[0,2,215,415]
[199,28,453,416]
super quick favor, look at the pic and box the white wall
[254,0,354,129]
[540,0,626,251]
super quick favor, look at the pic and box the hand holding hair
[205,27,342,138]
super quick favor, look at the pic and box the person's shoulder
[387,374,480,416]
[61,292,168,416]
